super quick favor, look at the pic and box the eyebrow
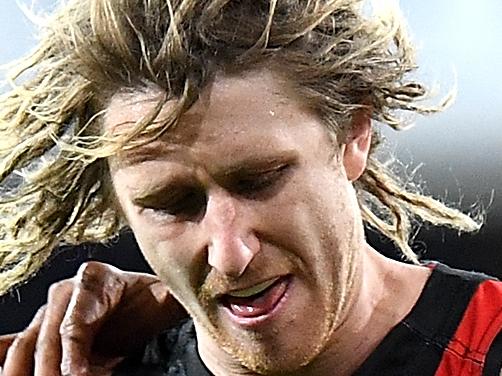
[130,151,298,204]
[116,140,298,171]
[115,141,299,190]
[112,142,180,168]
[131,177,195,204]
[212,151,298,180]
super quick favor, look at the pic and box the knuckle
[76,262,126,296]
[59,319,83,337]
[9,331,33,350]
[47,279,72,299]
[16,329,35,343]
[61,333,87,351]
[77,261,106,276]
[60,309,94,339]
[32,304,47,324]
[75,262,109,292]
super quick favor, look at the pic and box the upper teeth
[227,277,279,298]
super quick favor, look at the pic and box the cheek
[119,201,204,290]
[131,219,194,272]
[133,228,208,305]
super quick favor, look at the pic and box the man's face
[108,70,367,374]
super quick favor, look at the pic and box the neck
[292,248,430,376]
[197,247,432,375]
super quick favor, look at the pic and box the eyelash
[234,164,290,195]
[147,190,206,221]
[143,164,290,221]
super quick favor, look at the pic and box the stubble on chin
[193,283,270,374]
[193,286,341,376]
[190,247,357,375]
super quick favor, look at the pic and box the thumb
[60,262,126,374]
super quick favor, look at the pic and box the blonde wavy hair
[0,0,480,295]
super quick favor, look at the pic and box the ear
[343,108,372,182]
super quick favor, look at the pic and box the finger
[94,278,184,356]
[34,280,74,376]
[0,334,16,365]
[60,262,125,375]
[2,306,45,376]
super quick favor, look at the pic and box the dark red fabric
[435,280,502,376]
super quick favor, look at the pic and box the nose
[204,191,260,278]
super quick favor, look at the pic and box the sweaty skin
[107,70,431,376]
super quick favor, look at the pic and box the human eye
[134,188,206,222]
[235,164,290,196]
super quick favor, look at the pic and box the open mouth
[220,276,290,321]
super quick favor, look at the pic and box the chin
[193,275,344,375]
[201,310,336,376]
[223,335,329,376]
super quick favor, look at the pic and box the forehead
[105,70,330,168]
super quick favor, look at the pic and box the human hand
[0,261,186,376]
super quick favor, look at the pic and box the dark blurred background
[1,0,501,334]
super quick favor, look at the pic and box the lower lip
[222,276,292,328]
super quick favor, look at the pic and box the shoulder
[434,265,502,376]
[355,263,502,376]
